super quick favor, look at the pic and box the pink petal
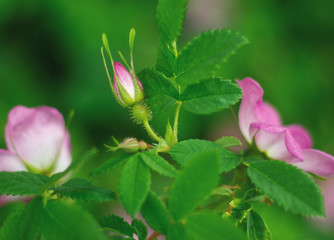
[0,150,26,171]
[256,102,281,126]
[114,62,135,99]
[52,131,72,173]
[5,106,71,172]
[250,122,304,161]
[237,78,264,142]
[286,125,312,149]
[237,78,281,142]
[319,175,334,224]
[293,149,334,177]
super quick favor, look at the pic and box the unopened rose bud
[113,62,144,107]
[120,138,140,153]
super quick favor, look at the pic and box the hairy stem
[143,120,162,143]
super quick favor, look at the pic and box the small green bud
[105,137,148,153]
[138,141,148,151]
[119,138,140,153]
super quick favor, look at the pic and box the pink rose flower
[0,106,72,204]
[237,78,334,177]
[1,105,72,173]
[0,106,72,205]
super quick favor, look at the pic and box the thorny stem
[173,101,182,143]
[143,120,162,143]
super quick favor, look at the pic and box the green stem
[143,120,162,143]
[173,101,182,143]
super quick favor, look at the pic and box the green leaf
[185,212,247,240]
[137,69,179,112]
[156,0,187,47]
[140,151,177,178]
[141,191,171,234]
[170,139,241,172]
[41,200,105,240]
[180,78,242,114]
[52,178,116,202]
[166,223,188,240]
[0,197,45,240]
[131,219,148,240]
[91,153,133,176]
[18,197,44,240]
[0,171,50,196]
[243,188,266,203]
[215,136,242,148]
[0,210,22,240]
[119,154,151,217]
[247,210,272,240]
[168,150,220,221]
[247,160,324,216]
[99,214,134,237]
[156,40,176,77]
[175,29,248,88]
[0,201,25,226]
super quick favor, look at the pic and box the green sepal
[165,120,176,147]
[101,33,129,108]
[129,28,136,54]
[133,76,144,103]
[115,76,135,106]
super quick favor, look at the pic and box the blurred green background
[1,0,334,239]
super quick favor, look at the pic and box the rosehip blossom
[0,105,72,175]
[237,78,334,177]
[113,61,144,107]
